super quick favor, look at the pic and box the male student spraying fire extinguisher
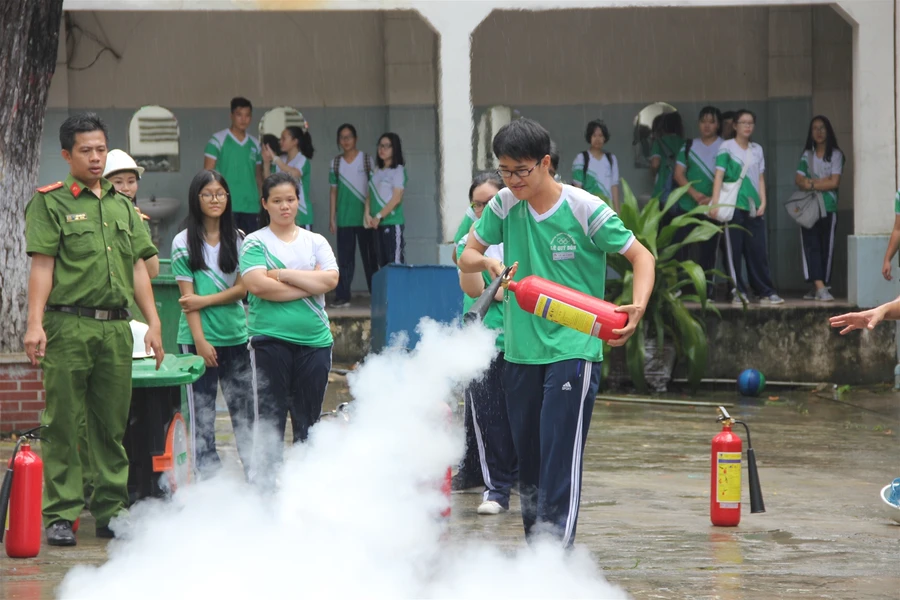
[459,118,655,547]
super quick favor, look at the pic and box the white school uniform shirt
[716,139,766,194]
[241,227,338,310]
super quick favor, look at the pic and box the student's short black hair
[59,112,108,152]
[376,133,404,169]
[258,171,299,227]
[492,118,551,163]
[261,134,280,156]
[584,120,610,145]
[336,123,357,146]
[698,106,723,135]
[721,110,737,122]
[231,97,252,113]
[733,108,757,125]
[661,112,685,138]
[285,126,315,160]
[468,171,505,202]
[549,141,560,173]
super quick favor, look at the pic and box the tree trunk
[0,0,64,352]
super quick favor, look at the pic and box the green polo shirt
[25,174,158,309]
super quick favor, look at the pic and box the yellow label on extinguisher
[716,452,742,505]
[534,294,597,335]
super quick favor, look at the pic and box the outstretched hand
[829,307,886,335]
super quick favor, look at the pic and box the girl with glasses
[711,109,784,305]
[795,115,844,301]
[456,171,518,515]
[368,132,407,266]
[172,169,254,479]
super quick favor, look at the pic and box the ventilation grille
[138,116,179,143]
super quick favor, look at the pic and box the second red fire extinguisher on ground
[710,407,765,527]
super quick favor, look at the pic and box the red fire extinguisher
[710,407,765,527]
[463,266,627,342]
[1,426,45,558]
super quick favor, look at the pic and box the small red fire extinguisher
[1,426,45,558]
[710,407,765,526]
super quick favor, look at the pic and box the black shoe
[451,470,483,491]
[46,521,77,546]
[95,524,115,539]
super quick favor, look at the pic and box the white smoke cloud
[58,319,628,599]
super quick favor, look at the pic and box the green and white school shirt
[457,234,504,350]
[171,230,248,347]
[276,153,313,227]
[369,165,407,226]
[239,227,338,348]
[329,152,371,228]
[650,134,685,200]
[571,152,619,203]
[675,137,723,211]
[796,149,844,213]
[204,130,262,215]
[895,190,900,215]
[453,207,477,245]
[715,139,766,212]
[473,185,635,365]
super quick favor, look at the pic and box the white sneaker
[330,300,351,309]
[760,294,785,305]
[815,288,834,302]
[477,500,506,515]
[731,290,749,306]
[803,289,817,300]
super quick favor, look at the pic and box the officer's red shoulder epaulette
[36,182,64,193]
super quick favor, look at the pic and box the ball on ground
[737,369,766,397]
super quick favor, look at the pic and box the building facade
[48,0,898,305]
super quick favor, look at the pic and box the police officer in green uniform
[23,113,164,546]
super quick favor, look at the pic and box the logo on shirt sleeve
[550,233,577,261]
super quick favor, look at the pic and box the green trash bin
[123,353,205,502]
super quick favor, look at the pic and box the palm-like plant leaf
[608,180,723,392]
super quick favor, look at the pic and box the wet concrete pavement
[2,378,898,599]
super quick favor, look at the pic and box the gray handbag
[785,190,826,229]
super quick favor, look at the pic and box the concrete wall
[42,10,438,291]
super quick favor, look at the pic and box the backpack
[333,152,372,182]
[581,150,614,186]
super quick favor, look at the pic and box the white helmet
[104,149,145,179]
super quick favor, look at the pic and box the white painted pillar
[835,0,897,306]
[416,5,491,262]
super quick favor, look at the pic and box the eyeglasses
[736,121,755,127]
[378,143,392,150]
[200,191,229,201]
[496,163,539,180]
[470,200,489,210]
